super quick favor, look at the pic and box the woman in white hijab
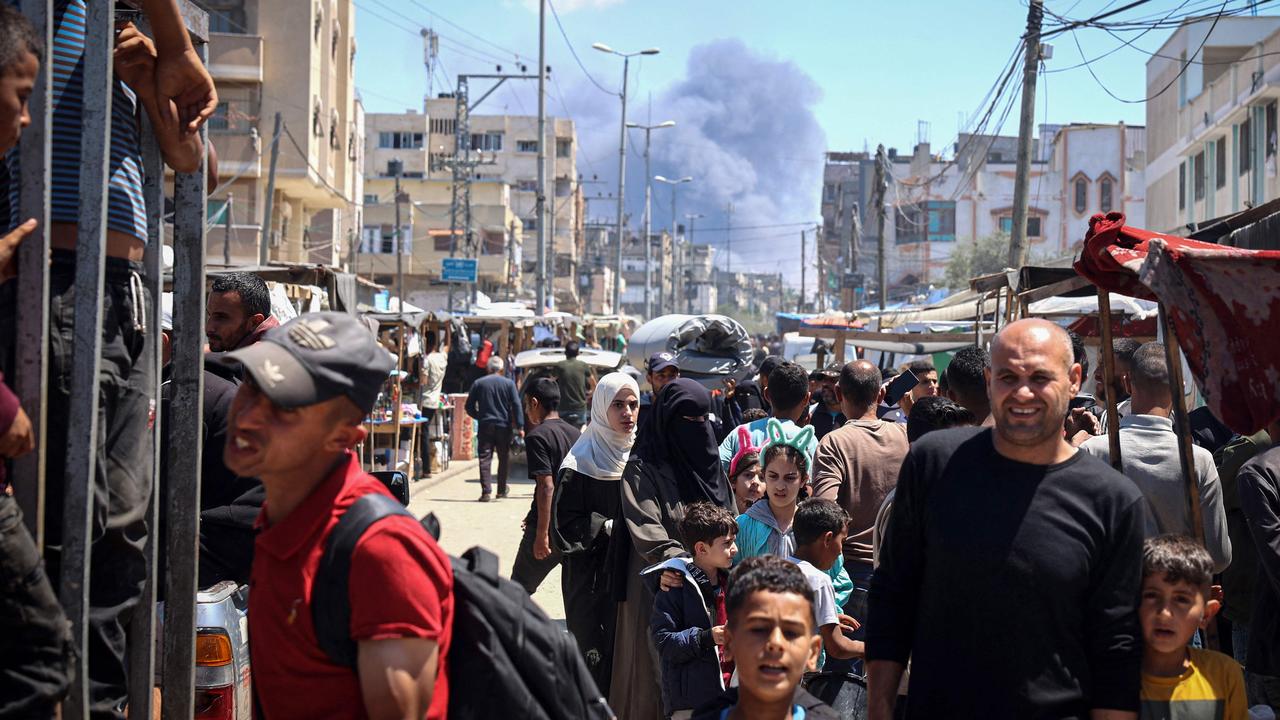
[551,371,639,697]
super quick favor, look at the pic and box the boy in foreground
[648,501,739,719]
[789,499,863,665]
[1139,535,1246,719]
[691,555,839,720]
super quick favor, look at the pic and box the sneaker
[478,493,492,503]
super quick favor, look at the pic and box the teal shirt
[735,507,852,608]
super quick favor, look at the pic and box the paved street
[407,453,566,622]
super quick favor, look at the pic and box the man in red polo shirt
[223,311,452,719]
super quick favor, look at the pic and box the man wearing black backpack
[222,312,454,720]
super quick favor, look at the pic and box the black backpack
[311,493,613,720]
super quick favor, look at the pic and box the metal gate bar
[13,0,52,542]
[59,0,115,714]
[162,39,210,720]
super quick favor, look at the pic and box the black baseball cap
[223,311,395,414]
[648,351,678,373]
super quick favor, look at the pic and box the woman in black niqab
[634,378,730,508]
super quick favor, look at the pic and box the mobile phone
[883,369,919,407]
[1069,394,1097,411]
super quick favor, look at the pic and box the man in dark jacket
[161,306,263,588]
[1237,419,1280,712]
[465,356,523,502]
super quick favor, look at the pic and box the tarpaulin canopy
[1075,212,1280,434]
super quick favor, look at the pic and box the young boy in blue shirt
[649,502,739,719]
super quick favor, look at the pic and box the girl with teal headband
[733,419,852,607]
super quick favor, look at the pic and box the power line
[1067,0,1229,103]
[546,0,616,96]
[405,0,528,62]
[1044,0,1195,73]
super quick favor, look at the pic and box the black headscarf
[635,378,730,509]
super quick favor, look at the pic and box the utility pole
[1009,0,1043,268]
[725,201,734,273]
[816,227,826,312]
[535,0,547,313]
[390,157,404,317]
[222,192,233,266]
[799,229,806,313]
[260,112,282,266]
[874,144,888,311]
[613,58,630,314]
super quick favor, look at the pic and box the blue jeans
[824,563,872,677]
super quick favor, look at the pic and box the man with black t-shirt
[868,319,1147,720]
[511,377,581,595]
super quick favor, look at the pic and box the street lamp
[627,121,675,318]
[388,157,405,317]
[594,42,660,314]
[653,175,691,315]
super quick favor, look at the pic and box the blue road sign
[441,258,478,283]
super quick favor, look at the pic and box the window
[1193,151,1205,201]
[1026,216,1042,238]
[556,138,572,158]
[926,200,955,241]
[524,216,537,232]
[360,225,401,255]
[430,118,455,135]
[207,0,247,33]
[1241,117,1252,175]
[516,140,538,153]
[377,132,424,149]
[1074,178,1088,214]
[515,179,537,192]
[470,132,503,152]
[1216,136,1227,189]
[482,231,504,255]
[434,233,453,252]
[555,177,571,197]
[824,184,837,202]
[1179,162,1186,210]
[894,204,925,244]
[1100,178,1113,213]
[207,199,230,226]
[363,193,378,204]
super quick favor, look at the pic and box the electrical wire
[1067,0,1229,103]
[1044,0,1195,73]
[406,0,528,62]
[546,0,617,96]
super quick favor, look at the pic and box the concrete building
[619,231,673,318]
[360,111,522,302]
[676,242,717,315]
[848,122,1144,293]
[201,0,363,268]
[1144,15,1280,233]
[424,95,583,309]
[714,269,783,319]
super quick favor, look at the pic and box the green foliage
[944,232,1015,290]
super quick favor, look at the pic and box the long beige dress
[608,457,688,720]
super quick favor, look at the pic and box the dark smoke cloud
[572,38,827,281]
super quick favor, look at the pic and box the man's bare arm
[533,473,555,559]
[866,659,905,720]
[357,637,439,720]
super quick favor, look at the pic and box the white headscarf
[560,371,639,481]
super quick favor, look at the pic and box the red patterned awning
[1073,212,1280,434]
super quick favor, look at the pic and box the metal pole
[261,111,282,266]
[664,184,676,314]
[800,229,806,313]
[874,145,888,311]
[395,174,404,317]
[13,0,53,540]
[223,191,232,265]
[726,201,733,273]
[61,2,114,712]
[1097,289,1123,471]
[643,128,654,318]
[1160,305,1206,546]
[536,0,547,312]
[1008,0,1042,268]
[612,56,629,314]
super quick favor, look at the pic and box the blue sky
[351,0,1211,277]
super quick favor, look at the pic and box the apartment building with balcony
[199,0,362,268]
[424,95,583,308]
[1144,15,1280,233]
[361,112,522,302]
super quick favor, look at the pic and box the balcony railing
[208,31,263,82]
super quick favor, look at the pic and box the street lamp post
[593,42,659,315]
[654,174,691,315]
[629,121,675,318]
[389,157,404,318]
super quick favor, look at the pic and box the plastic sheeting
[626,314,754,380]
